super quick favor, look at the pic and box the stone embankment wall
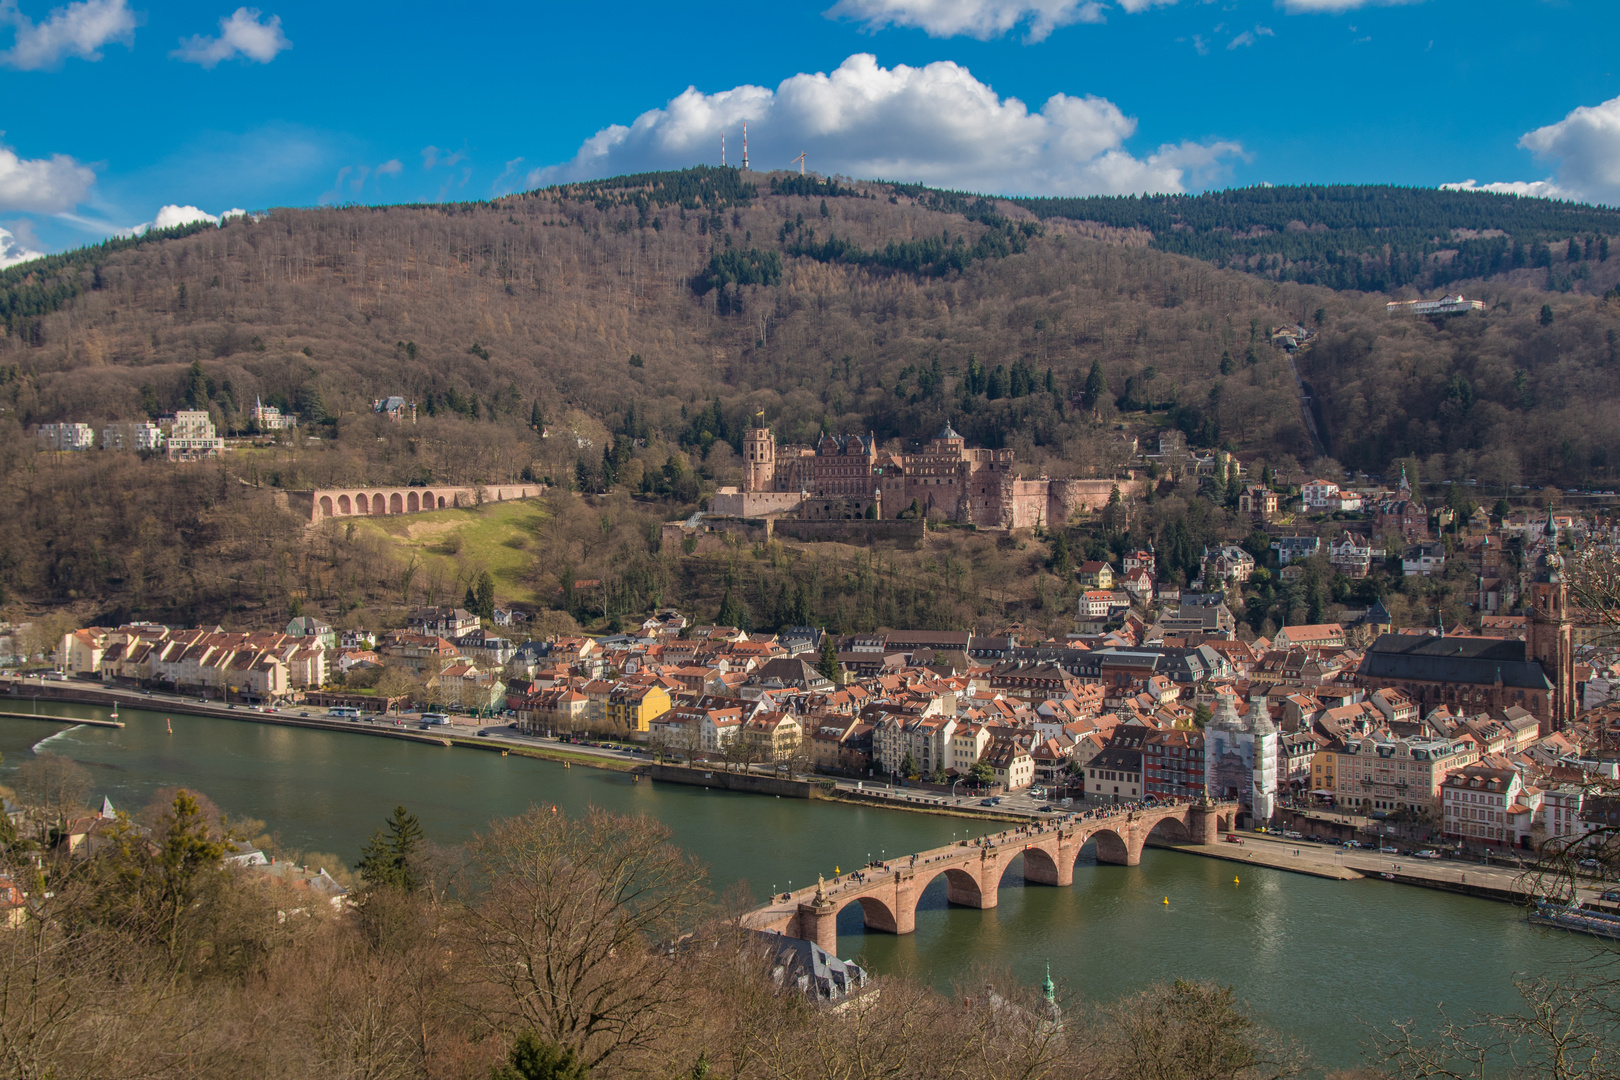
[660,516,926,553]
[649,763,829,798]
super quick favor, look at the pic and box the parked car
[1415,850,1441,859]
[1224,834,1244,844]
[1601,890,1620,902]
[980,798,998,807]
[1379,846,1399,854]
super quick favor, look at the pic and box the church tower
[1526,510,1576,733]
[742,427,775,493]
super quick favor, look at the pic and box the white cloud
[1228,24,1273,47]
[1519,94,1620,207]
[316,158,403,203]
[172,7,289,68]
[1440,178,1572,200]
[0,142,95,213]
[826,0,1182,42]
[1442,94,1620,208]
[122,204,246,235]
[1279,0,1424,11]
[422,145,468,171]
[0,0,134,70]
[531,53,1242,198]
[0,225,44,268]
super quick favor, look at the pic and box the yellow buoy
[1162,896,1169,905]
[1234,876,1240,885]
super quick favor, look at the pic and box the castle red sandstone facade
[729,425,1132,530]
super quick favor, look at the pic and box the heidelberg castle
[712,424,1137,530]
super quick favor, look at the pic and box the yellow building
[1078,561,1114,590]
[742,711,803,761]
[1309,747,1338,797]
[607,683,672,736]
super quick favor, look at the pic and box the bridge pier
[1188,802,1223,845]
[795,899,839,955]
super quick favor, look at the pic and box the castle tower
[743,427,775,493]
[1526,510,1576,733]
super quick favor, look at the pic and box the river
[0,700,1598,1072]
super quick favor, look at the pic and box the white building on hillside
[102,421,165,451]
[252,397,297,431]
[162,410,225,460]
[38,423,96,451]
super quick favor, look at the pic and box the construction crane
[789,152,805,175]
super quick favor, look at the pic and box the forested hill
[2,165,1618,498]
[1001,185,1620,294]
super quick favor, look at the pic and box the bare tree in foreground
[456,805,710,1068]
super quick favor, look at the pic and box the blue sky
[2,0,1618,265]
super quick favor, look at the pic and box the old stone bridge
[745,799,1239,955]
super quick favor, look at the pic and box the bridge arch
[407,491,420,512]
[390,492,404,513]
[372,492,387,515]
[1146,816,1192,846]
[833,893,901,936]
[355,493,369,514]
[1018,843,1065,886]
[319,495,334,517]
[1090,827,1133,866]
[915,864,988,909]
[337,494,351,514]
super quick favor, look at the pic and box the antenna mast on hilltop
[721,132,726,167]
[741,123,749,171]
[790,152,806,175]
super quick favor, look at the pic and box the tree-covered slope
[1003,184,1620,294]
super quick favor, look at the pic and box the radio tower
[741,123,749,172]
[721,132,726,167]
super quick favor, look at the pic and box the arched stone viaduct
[746,800,1238,956]
[286,484,546,524]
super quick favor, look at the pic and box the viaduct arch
[293,484,546,525]
[747,800,1237,956]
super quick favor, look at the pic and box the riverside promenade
[1191,831,1572,903]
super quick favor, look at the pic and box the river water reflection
[0,702,1596,1071]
